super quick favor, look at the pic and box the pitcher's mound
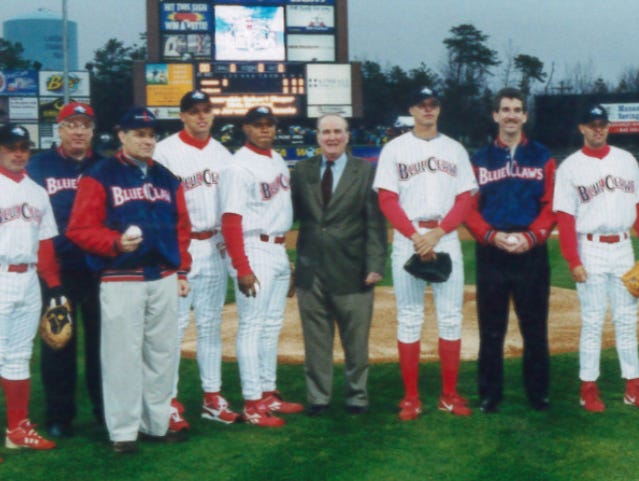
[182,286,614,364]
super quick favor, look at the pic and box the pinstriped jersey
[153,132,232,232]
[0,172,58,264]
[373,131,477,221]
[554,145,639,234]
[220,145,292,237]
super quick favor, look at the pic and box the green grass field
[2,238,639,481]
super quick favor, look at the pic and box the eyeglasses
[61,121,94,131]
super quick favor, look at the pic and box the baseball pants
[173,235,228,397]
[0,270,41,380]
[577,237,639,381]
[476,243,550,405]
[230,239,290,401]
[100,275,178,442]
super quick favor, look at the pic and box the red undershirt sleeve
[377,189,416,239]
[175,184,192,279]
[440,191,473,233]
[557,211,581,270]
[37,238,61,288]
[221,213,252,277]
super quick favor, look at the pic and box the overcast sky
[2,0,638,87]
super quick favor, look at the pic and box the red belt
[190,230,217,240]
[259,234,285,244]
[418,220,439,229]
[4,264,33,273]
[586,233,628,243]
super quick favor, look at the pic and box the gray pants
[100,275,178,442]
[297,276,374,407]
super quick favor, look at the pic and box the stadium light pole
[62,0,70,104]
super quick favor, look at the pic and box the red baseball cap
[57,102,95,123]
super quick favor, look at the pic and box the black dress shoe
[139,430,187,443]
[306,404,330,417]
[112,441,138,454]
[48,422,74,438]
[346,405,369,415]
[480,398,500,414]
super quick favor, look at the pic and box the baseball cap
[579,104,609,124]
[180,90,211,112]
[408,86,440,109]
[57,102,95,123]
[117,107,157,131]
[0,123,31,146]
[243,106,277,125]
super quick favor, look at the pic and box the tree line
[2,24,639,146]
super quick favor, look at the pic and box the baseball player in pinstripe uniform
[466,87,556,413]
[154,91,238,429]
[373,87,477,421]
[0,124,61,457]
[67,108,192,453]
[27,102,103,438]
[220,106,302,427]
[554,104,639,412]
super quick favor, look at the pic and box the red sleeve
[526,158,557,246]
[37,238,61,288]
[175,184,192,278]
[557,211,581,270]
[440,191,473,233]
[66,177,122,256]
[221,213,252,277]
[464,193,496,245]
[378,189,416,239]
[634,203,639,235]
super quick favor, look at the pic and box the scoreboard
[195,62,305,116]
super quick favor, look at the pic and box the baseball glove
[403,252,452,283]
[622,262,639,297]
[40,290,73,350]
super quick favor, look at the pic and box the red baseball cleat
[438,393,472,416]
[580,382,605,412]
[169,398,190,432]
[398,397,423,421]
[624,378,639,407]
[202,393,240,424]
[5,419,56,450]
[261,391,304,414]
[242,401,285,427]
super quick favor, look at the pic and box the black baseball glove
[39,287,73,350]
[403,252,452,283]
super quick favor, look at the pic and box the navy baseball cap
[0,123,31,146]
[117,107,157,131]
[243,106,277,125]
[408,86,440,109]
[180,90,211,112]
[579,104,609,124]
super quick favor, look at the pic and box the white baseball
[125,225,142,239]
[506,235,517,245]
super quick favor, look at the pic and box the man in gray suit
[291,114,387,415]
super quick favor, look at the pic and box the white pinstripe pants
[229,239,291,401]
[391,229,464,344]
[173,235,229,396]
[577,237,639,381]
[0,270,41,380]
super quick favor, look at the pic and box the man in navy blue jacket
[27,102,103,438]
[67,107,192,454]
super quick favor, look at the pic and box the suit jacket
[291,154,387,294]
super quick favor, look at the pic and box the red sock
[398,341,420,400]
[204,392,220,403]
[439,338,461,397]
[1,378,30,430]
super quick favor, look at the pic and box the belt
[259,234,285,244]
[190,230,217,240]
[418,220,440,229]
[0,263,34,273]
[586,233,629,243]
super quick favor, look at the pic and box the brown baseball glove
[40,291,73,350]
[622,262,639,297]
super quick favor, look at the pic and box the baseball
[125,225,142,239]
[506,235,517,245]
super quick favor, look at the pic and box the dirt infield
[182,285,617,364]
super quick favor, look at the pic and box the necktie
[321,161,334,207]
